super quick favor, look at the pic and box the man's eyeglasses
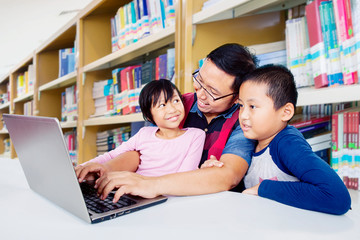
[192,70,238,102]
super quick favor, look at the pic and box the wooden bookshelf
[4,0,360,165]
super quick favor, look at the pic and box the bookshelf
[0,74,10,157]
[4,0,360,167]
[34,16,78,121]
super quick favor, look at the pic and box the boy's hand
[200,155,224,169]
[242,183,260,196]
[75,162,110,183]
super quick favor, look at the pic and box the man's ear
[281,103,295,122]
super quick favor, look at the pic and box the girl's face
[150,91,185,131]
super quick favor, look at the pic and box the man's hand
[95,171,159,202]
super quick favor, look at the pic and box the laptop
[3,114,167,224]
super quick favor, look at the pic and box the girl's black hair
[139,79,182,125]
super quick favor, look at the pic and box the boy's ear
[281,103,295,122]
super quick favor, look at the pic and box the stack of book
[111,0,176,52]
[16,64,35,98]
[59,47,76,78]
[64,129,77,166]
[0,82,9,105]
[291,113,331,135]
[23,100,34,116]
[96,126,132,156]
[285,17,313,88]
[61,85,78,122]
[285,0,360,88]
[92,79,115,117]
[331,106,360,190]
[91,49,175,118]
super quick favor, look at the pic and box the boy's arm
[258,135,351,215]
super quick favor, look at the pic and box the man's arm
[153,153,248,195]
[96,153,248,201]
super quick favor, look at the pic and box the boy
[206,64,351,215]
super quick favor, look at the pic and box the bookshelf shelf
[60,120,77,129]
[297,84,360,106]
[82,26,176,73]
[84,113,144,126]
[0,102,10,110]
[13,92,34,103]
[192,0,306,24]
[39,72,77,92]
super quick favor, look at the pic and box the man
[76,43,257,202]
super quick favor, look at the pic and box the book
[305,0,329,88]
[319,1,343,86]
[141,60,154,86]
[333,0,358,85]
[290,114,331,129]
[166,47,175,80]
[158,53,167,79]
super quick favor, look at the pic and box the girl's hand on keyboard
[75,163,110,183]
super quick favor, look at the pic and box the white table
[1,157,360,240]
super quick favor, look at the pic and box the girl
[76,79,205,181]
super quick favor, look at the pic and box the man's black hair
[206,43,258,93]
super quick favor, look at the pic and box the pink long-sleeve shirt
[88,127,205,176]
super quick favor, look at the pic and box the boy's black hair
[206,43,258,93]
[139,79,182,125]
[241,64,298,110]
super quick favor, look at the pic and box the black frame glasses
[192,70,237,101]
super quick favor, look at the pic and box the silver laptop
[3,114,167,224]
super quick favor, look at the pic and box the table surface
[1,157,360,240]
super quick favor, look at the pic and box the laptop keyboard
[80,182,137,214]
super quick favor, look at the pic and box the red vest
[180,93,239,161]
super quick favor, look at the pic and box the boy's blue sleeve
[222,125,256,165]
[258,134,351,215]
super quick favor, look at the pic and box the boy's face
[238,81,287,149]
[151,91,185,131]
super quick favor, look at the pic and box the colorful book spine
[305,0,329,88]
[334,0,358,85]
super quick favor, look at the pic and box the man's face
[193,59,237,120]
